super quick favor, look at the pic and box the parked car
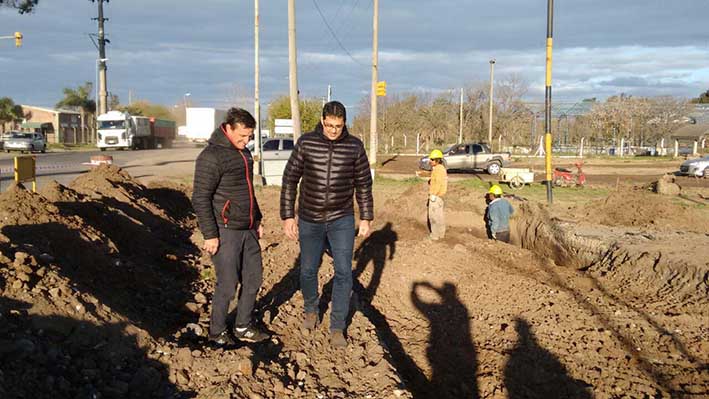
[261,138,294,161]
[3,132,47,153]
[419,142,511,175]
[1,131,19,150]
[678,155,709,177]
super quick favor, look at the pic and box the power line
[311,0,364,66]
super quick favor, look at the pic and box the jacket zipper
[239,150,255,229]
[324,140,333,220]
[221,200,231,227]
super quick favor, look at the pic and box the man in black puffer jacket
[192,107,269,346]
[281,101,373,348]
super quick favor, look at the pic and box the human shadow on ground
[410,281,479,399]
[504,253,707,396]
[0,297,195,399]
[504,317,592,399]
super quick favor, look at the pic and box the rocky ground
[0,164,707,398]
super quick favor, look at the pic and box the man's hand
[358,220,372,238]
[203,237,219,255]
[257,224,264,239]
[283,218,298,240]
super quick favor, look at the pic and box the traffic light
[376,81,386,97]
[14,32,22,47]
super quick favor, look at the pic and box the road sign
[274,126,294,135]
[14,156,36,192]
[275,119,294,127]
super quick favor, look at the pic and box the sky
[1,0,707,115]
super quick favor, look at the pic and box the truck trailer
[97,111,176,151]
[185,107,227,143]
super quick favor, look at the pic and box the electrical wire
[311,0,364,66]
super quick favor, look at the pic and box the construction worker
[484,184,514,243]
[428,149,447,240]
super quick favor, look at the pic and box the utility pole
[327,84,332,102]
[544,0,554,204]
[458,88,464,144]
[287,0,301,141]
[95,0,108,115]
[488,59,495,149]
[253,0,261,176]
[369,0,379,168]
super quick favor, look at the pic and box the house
[20,105,92,145]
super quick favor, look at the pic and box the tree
[0,0,39,13]
[118,100,176,121]
[0,97,25,133]
[691,89,709,104]
[56,82,97,144]
[267,95,321,133]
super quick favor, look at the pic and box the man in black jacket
[192,107,269,346]
[281,101,374,348]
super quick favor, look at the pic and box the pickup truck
[419,143,511,174]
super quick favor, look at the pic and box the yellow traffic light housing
[376,81,387,97]
[14,32,23,47]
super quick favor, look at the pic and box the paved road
[0,142,203,190]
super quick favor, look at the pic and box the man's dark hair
[322,101,346,121]
[224,107,256,129]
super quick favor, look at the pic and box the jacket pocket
[221,200,231,227]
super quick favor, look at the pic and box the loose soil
[1,164,707,398]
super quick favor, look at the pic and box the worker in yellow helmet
[484,184,514,243]
[427,149,447,240]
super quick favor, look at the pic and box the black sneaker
[233,324,270,343]
[208,330,236,347]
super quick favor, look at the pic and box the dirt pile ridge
[577,188,709,232]
[1,169,411,399]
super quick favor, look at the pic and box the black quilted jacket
[280,123,373,223]
[192,125,262,239]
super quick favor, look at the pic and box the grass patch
[454,178,611,205]
[373,175,422,187]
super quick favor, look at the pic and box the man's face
[225,123,254,150]
[321,116,345,141]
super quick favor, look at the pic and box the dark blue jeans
[299,215,355,331]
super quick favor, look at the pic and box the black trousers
[209,228,263,336]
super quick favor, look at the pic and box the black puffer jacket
[280,123,373,223]
[192,125,262,239]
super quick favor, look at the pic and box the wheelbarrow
[499,168,535,190]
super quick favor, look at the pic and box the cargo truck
[185,107,227,143]
[97,111,176,151]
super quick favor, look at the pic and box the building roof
[21,105,81,115]
[671,124,709,140]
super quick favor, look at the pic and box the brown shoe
[302,312,318,330]
[330,330,347,348]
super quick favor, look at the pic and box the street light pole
[254,0,262,176]
[544,0,555,204]
[488,59,495,149]
[369,0,380,169]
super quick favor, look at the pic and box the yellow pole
[544,0,554,204]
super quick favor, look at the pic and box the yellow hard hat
[488,184,503,196]
[429,149,443,160]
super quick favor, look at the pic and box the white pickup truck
[419,143,511,175]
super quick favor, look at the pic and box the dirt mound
[0,175,410,398]
[578,189,709,232]
[0,183,61,225]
